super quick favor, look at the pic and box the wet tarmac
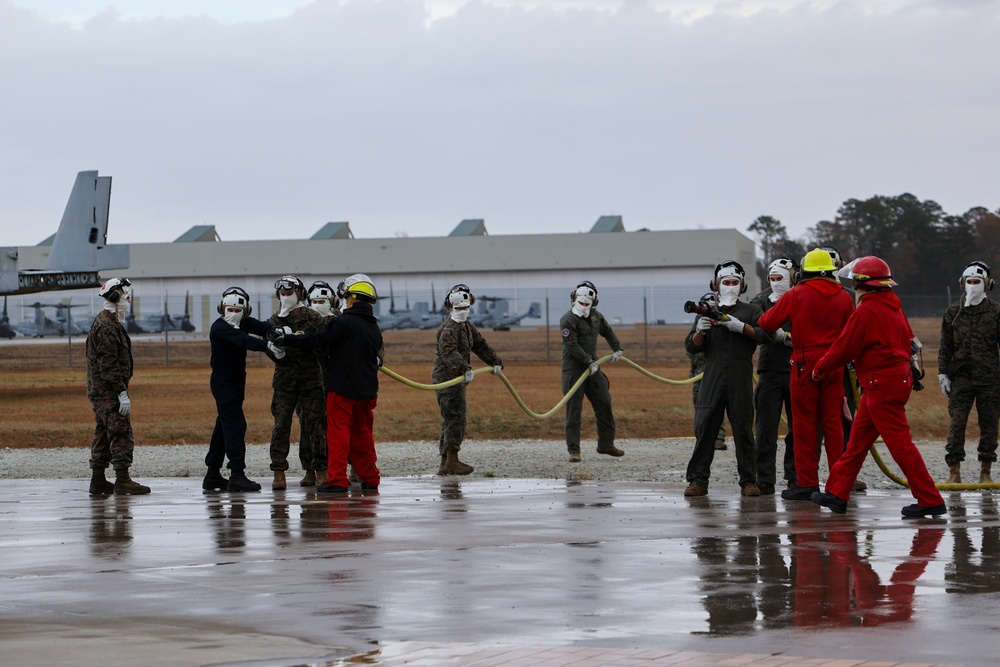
[1,477,998,667]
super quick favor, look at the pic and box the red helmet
[850,256,897,290]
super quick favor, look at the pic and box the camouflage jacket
[86,309,133,400]
[432,318,503,383]
[939,297,1000,384]
[268,306,325,390]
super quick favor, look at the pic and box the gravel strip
[1,438,952,491]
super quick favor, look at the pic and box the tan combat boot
[299,470,316,487]
[114,469,150,495]
[944,462,961,484]
[440,450,474,476]
[272,470,286,490]
[89,468,114,495]
[980,461,994,484]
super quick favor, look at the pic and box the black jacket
[283,302,384,400]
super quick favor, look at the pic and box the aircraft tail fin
[44,171,129,272]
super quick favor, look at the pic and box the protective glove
[464,370,475,384]
[268,341,286,360]
[783,330,793,347]
[117,390,131,416]
[938,373,951,397]
[492,364,503,375]
[611,350,624,363]
[377,356,383,368]
[772,329,787,343]
[695,317,712,334]
[589,362,600,376]
[842,396,854,422]
[811,368,823,382]
[723,316,745,334]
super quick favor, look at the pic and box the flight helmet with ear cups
[218,286,252,315]
[819,245,844,270]
[446,284,475,309]
[767,257,799,285]
[571,280,599,306]
[710,261,747,294]
[961,261,995,291]
[308,280,340,309]
[99,277,131,303]
[274,275,307,302]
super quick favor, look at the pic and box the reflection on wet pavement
[1,478,998,667]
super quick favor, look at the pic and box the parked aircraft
[376,282,418,331]
[0,297,16,338]
[12,302,87,337]
[1,170,130,297]
[139,292,196,333]
[489,302,542,330]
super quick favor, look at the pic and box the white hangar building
[12,216,758,333]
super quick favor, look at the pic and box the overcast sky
[2,0,998,248]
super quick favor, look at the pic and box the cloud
[1,0,998,246]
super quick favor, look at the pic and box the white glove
[280,326,292,336]
[695,317,712,334]
[938,373,951,397]
[611,350,623,362]
[117,390,131,416]
[772,329,787,343]
[723,316,745,333]
[464,370,475,384]
[589,362,600,376]
[492,365,503,375]
[268,341,286,360]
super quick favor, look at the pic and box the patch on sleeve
[561,328,572,339]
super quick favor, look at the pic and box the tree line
[748,194,1000,317]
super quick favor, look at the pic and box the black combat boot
[228,469,262,492]
[89,468,115,495]
[202,468,229,491]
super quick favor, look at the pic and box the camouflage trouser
[270,382,326,472]
[436,385,467,455]
[945,377,1000,465]
[691,374,726,442]
[89,398,135,471]
[295,398,328,473]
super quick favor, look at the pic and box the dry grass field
[0,319,949,449]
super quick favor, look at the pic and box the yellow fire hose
[379,355,700,421]
[380,356,999,490]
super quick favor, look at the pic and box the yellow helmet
[801,248,836,274]
[342,273,378,302]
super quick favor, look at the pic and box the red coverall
[814,290,944,508]
[758,278,855,488]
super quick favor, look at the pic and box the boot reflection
[89,495,133,559]
[947,494,1000,594]
[793,524,943,626]
[205,497,247,552]
[300,496,378,541]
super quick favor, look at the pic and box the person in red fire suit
[757,248,855,500]
[810,256,946,518]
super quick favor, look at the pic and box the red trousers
[790,365,844,487]
[825,371,943,507]
[326,392,380,488]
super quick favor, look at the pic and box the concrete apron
[0,477,997,667]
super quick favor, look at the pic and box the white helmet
[99,277,131,303]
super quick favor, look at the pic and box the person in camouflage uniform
[294,280,341,486]
[938,261,1000,484]
[86,277,150,495]
[561,280,625,462]
[267,275,327,490]
[432,284,504,475]
[750,259,796,495]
